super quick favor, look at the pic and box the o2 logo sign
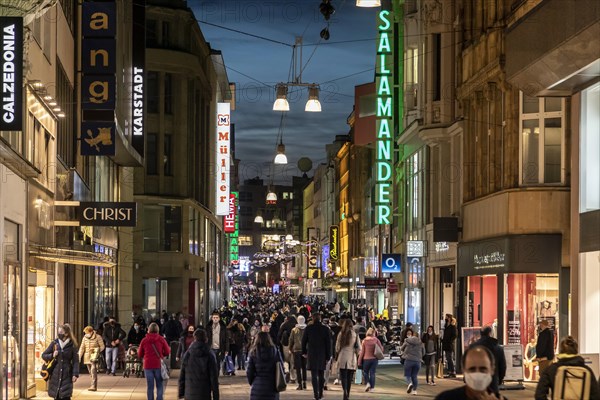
[381,254,401,274]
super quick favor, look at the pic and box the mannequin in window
[524,337,537,381]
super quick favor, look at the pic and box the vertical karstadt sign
[131,0,145,154]
[0,17,23,131]
[376,10,393,224]
[215,103,231,215]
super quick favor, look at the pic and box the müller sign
[79,202,137,227]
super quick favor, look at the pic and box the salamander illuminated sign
[376,10,393,225]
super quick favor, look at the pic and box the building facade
[131,0,233,326]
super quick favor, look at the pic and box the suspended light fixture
[254,210,264,224]
[305,86,322,112]
[285,234,294,241]
[273,84,290,111]
[356,0,381,7]
[274,143,288,165]
[266,188,278,204]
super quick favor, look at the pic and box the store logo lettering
[132,67,144,136]
[2,23,16,124]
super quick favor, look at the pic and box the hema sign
[1,17,23,131]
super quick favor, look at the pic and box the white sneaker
[412,390,417,395]
[365,383,370,392]
[407,383,413,393]
[333,379,339,385]
[370,388,375,393]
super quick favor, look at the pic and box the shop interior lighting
[356,0,381,7]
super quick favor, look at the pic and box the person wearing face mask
[128,322,146,347]
[176,325,196,363]
[79,326,105,391]
[470,326,507,396]
[421,325,440,386]
[42,324,80,400]
[102,317,126,376]
[400,328,425,395]
[434,346,507,400]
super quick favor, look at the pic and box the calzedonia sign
[376,10,393,225]
[79,202,137,227]
[1,17,23,131]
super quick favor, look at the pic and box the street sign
[381,253,401,273]
[364,278,387,289]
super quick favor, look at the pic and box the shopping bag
[354,369,363,385]
[436,358,444,379]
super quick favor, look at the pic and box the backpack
[553,365,592,400]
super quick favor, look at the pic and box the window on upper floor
[146,20,158,47]
[162,21,171,47]
[147,72,159,113]
[164,73,173,115]
[143,205,182,252]
[519,92,565,186]
[164,134,173,175]
[146,133,158,175]
[580,82,600,212]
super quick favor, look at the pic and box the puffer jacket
[400,336,425,362]
[335,330,361,370]
[42,339,80,399]
[178,341,219,400]
[288,325,306,353]
[78,332,105,364]
[247,346,281,400]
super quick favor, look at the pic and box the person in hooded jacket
[138,322,171,400]
[289,315,308,390]
[470,326,507,396]
[127,322,146,347]
[42,324,80,400]
[535,336,600,400]
[247,332,282,400]
[178,328,219,400]
[78,325,105,391]
[400,328,425,395]
[277,315,297,382]
[102,317,126,375]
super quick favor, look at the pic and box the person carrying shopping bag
[357,328,384,393]
[335,319,362,400]
[138,322,171,400]
[42,324,80,400]
[78,325,105,391]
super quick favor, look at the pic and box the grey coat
[400,336,424,362]
[335,331,361,370]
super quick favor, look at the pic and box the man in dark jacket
[163,313,183,343]
[127,322,146,347]
[535,319,555,375]
[441,314,457,378]
[278,315,297,383]
[470,326,507,395]
[102,317,126,375]
[302,312,332,400]
[207,311,229,371]
[178,328,219,400]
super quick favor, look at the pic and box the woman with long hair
[176,324,196,364]
[335,319,362,400]
[247,331,282,400]
[421,325,440,386]
[358,328,384,392]
[42,324,80,400]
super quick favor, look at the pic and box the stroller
[123,345,144,378]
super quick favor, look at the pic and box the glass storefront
[3,262,21,400]
[91,266,115,325]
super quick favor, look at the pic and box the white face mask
[464,372,492,392]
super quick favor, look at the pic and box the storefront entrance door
[3,263,21,400]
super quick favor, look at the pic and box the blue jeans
[144,368,164,400]
[362,359,378,388]
[404,359,421,390]
[105,347,119,373]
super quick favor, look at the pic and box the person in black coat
[535,319,555,375]
[441,315,458,377]
[302,312,332,400]
[470,326,507,395]
[207,311,229,369]
[247,332,282,400]
[42,324,80,400]
[127,322,146,347]
[178,328,219,400]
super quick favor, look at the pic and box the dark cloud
[191,0,377,180]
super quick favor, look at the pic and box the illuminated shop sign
[215,103,231,215]
[0,17,23,131]
[329,225,339,261]
[381,253,401,274]
[79,202,137,227]
[81,1,117,155]
[224,192,238,233]
[132,0,145,154]
[376,10,393,224]
[407,240,425,257]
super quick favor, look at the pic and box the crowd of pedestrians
[41,285,600,400]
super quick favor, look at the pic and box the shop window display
[505,273,559,381]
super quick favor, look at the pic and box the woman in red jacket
[138,322,170,400]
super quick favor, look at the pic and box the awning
[29,245,116,268]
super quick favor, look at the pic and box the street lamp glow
[356,0,381,6]
[273,85,290,111]
[305,86,322,112]
[274,143,288,164]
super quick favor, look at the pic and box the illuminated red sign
[223,192,237,233]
